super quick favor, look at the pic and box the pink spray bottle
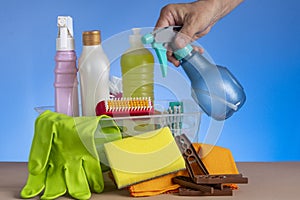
[54,16,79,116]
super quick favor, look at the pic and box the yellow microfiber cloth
[128,143,239,197]
[104,127,186,189]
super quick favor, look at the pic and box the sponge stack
[104,127,185,189]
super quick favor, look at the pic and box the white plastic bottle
[78,30,110,116]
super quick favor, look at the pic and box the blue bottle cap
[141,33,154,44]
[174,44,193,60]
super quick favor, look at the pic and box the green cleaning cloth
[20,110,121,199]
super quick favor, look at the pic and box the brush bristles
[105,97,153,112]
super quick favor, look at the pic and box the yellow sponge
[104,127,185,189]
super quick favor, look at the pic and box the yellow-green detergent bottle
[121,28,154,102]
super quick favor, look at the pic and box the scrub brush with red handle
[95,97,154,117]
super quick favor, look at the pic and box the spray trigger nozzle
[142,26,192,77]
[142,26,178,77]
[56,16,75,50]
[57,16,73,37]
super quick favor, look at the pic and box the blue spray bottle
[142,26,246,120]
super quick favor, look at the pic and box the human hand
[21,111,121,199]
[155,0,243,66]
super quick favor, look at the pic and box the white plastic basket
[35,99,202,142]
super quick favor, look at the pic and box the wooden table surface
[1,162,299,200]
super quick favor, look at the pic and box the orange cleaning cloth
[128,143,239,197]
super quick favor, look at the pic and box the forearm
[189,0,243,34]
[218,0,243,17]
[196,0,243,19]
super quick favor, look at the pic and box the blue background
[0,0,299,162]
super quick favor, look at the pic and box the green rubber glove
[21,110,121,199]
[94,117,123,172]
[21,111,66,199]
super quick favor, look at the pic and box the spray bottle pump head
[56,16,75,50]
[129,28,143,48]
